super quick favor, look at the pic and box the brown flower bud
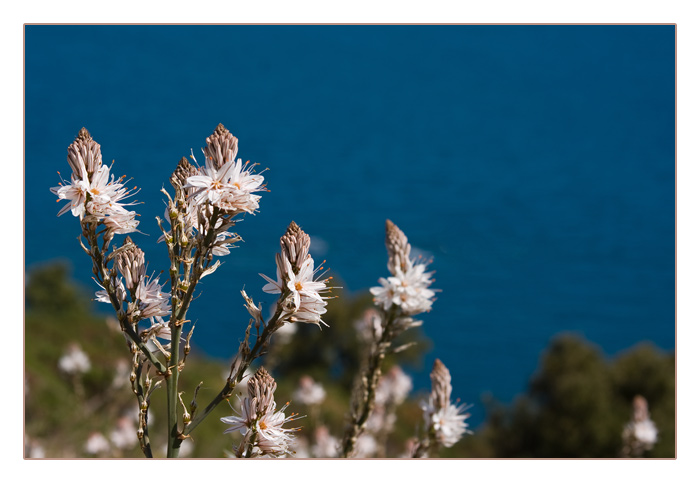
[203,123,239,170]
[385,220,412,275]
[67,127,103,180]
[280,221,311,273]
[170,157,197,190]
[429,359,452,411]
[114,237,146,291]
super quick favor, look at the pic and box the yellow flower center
[295,281,303,291]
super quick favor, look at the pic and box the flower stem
[340,306,398,457]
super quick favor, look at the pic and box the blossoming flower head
[260,222,333,327]
[135,274,171,319]
[622,395,658,456]
[422,359,472,449]
[184,124,266,215]
[370,220,436,316]
[51,128,139,222]
[220,367,302,457]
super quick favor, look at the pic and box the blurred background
[24,25,675,457]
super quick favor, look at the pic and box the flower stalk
[340,220,433,457]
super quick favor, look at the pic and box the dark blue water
[25,25,675,427]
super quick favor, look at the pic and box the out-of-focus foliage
[446,335,675,458]
[24,263,674,458]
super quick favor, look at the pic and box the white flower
[260,223,333,327]
[422,359,472,449]
[51,163,136,220]
[110,416,138,450]
[355,308,383,344]
[58,343,91,375]
[293,376,326,406]
[370,263,435,315]
[353,434,378,458]
[212,230,239,256]
[135,275,171,319]
[103,210,140,236]
[95,278,127,304]
[185,152,265,214]
[147,316,172,340]
[111,359,131,389]
[630,419,658,446]
[365,405,397,434]
[375,365,413,406]
[221,368,302,457]
[85,432,111,455]
[50,164,91,218]
[426,403,472,448]
[622,395,658,455]
[311,426,339,458]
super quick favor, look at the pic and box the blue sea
[24,25,675,427]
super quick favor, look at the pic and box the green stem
[166,324,183,457]
[166,206,220,457]
[182,306,283,437]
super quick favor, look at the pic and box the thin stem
[182,306,284,437]
[340,306,399,457]
[166,206,220,457]
[133,361,154,458]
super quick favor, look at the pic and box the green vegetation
[24,263,675,458]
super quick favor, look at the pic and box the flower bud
[67,127,103,180]
[203,123,238,170]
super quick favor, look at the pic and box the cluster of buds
[50,128,140,239]
[94,237,171,326]
[370,220,435,316]
[260,221,333,328]
[158,124,260,281]
[221,367,303,457]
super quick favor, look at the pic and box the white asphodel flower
[185,152,265,214]
[84,432,111,456]
[50,163,91,218]
[427,403,472,448]
[622,395,659,455]
[311,426,339,458]
[51,163,137,220]
[58,343,91,375]
[221,368,302,457]
[421,359,472,449]
[370,263,435,315]
[375,365,413,406]
[260,222,333,327]
[103,210,140,237]
[109,416,138,450]
[135,275,171,319]
[370,220,436,316]
[95,278,127,304]
[293,376,326,406]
